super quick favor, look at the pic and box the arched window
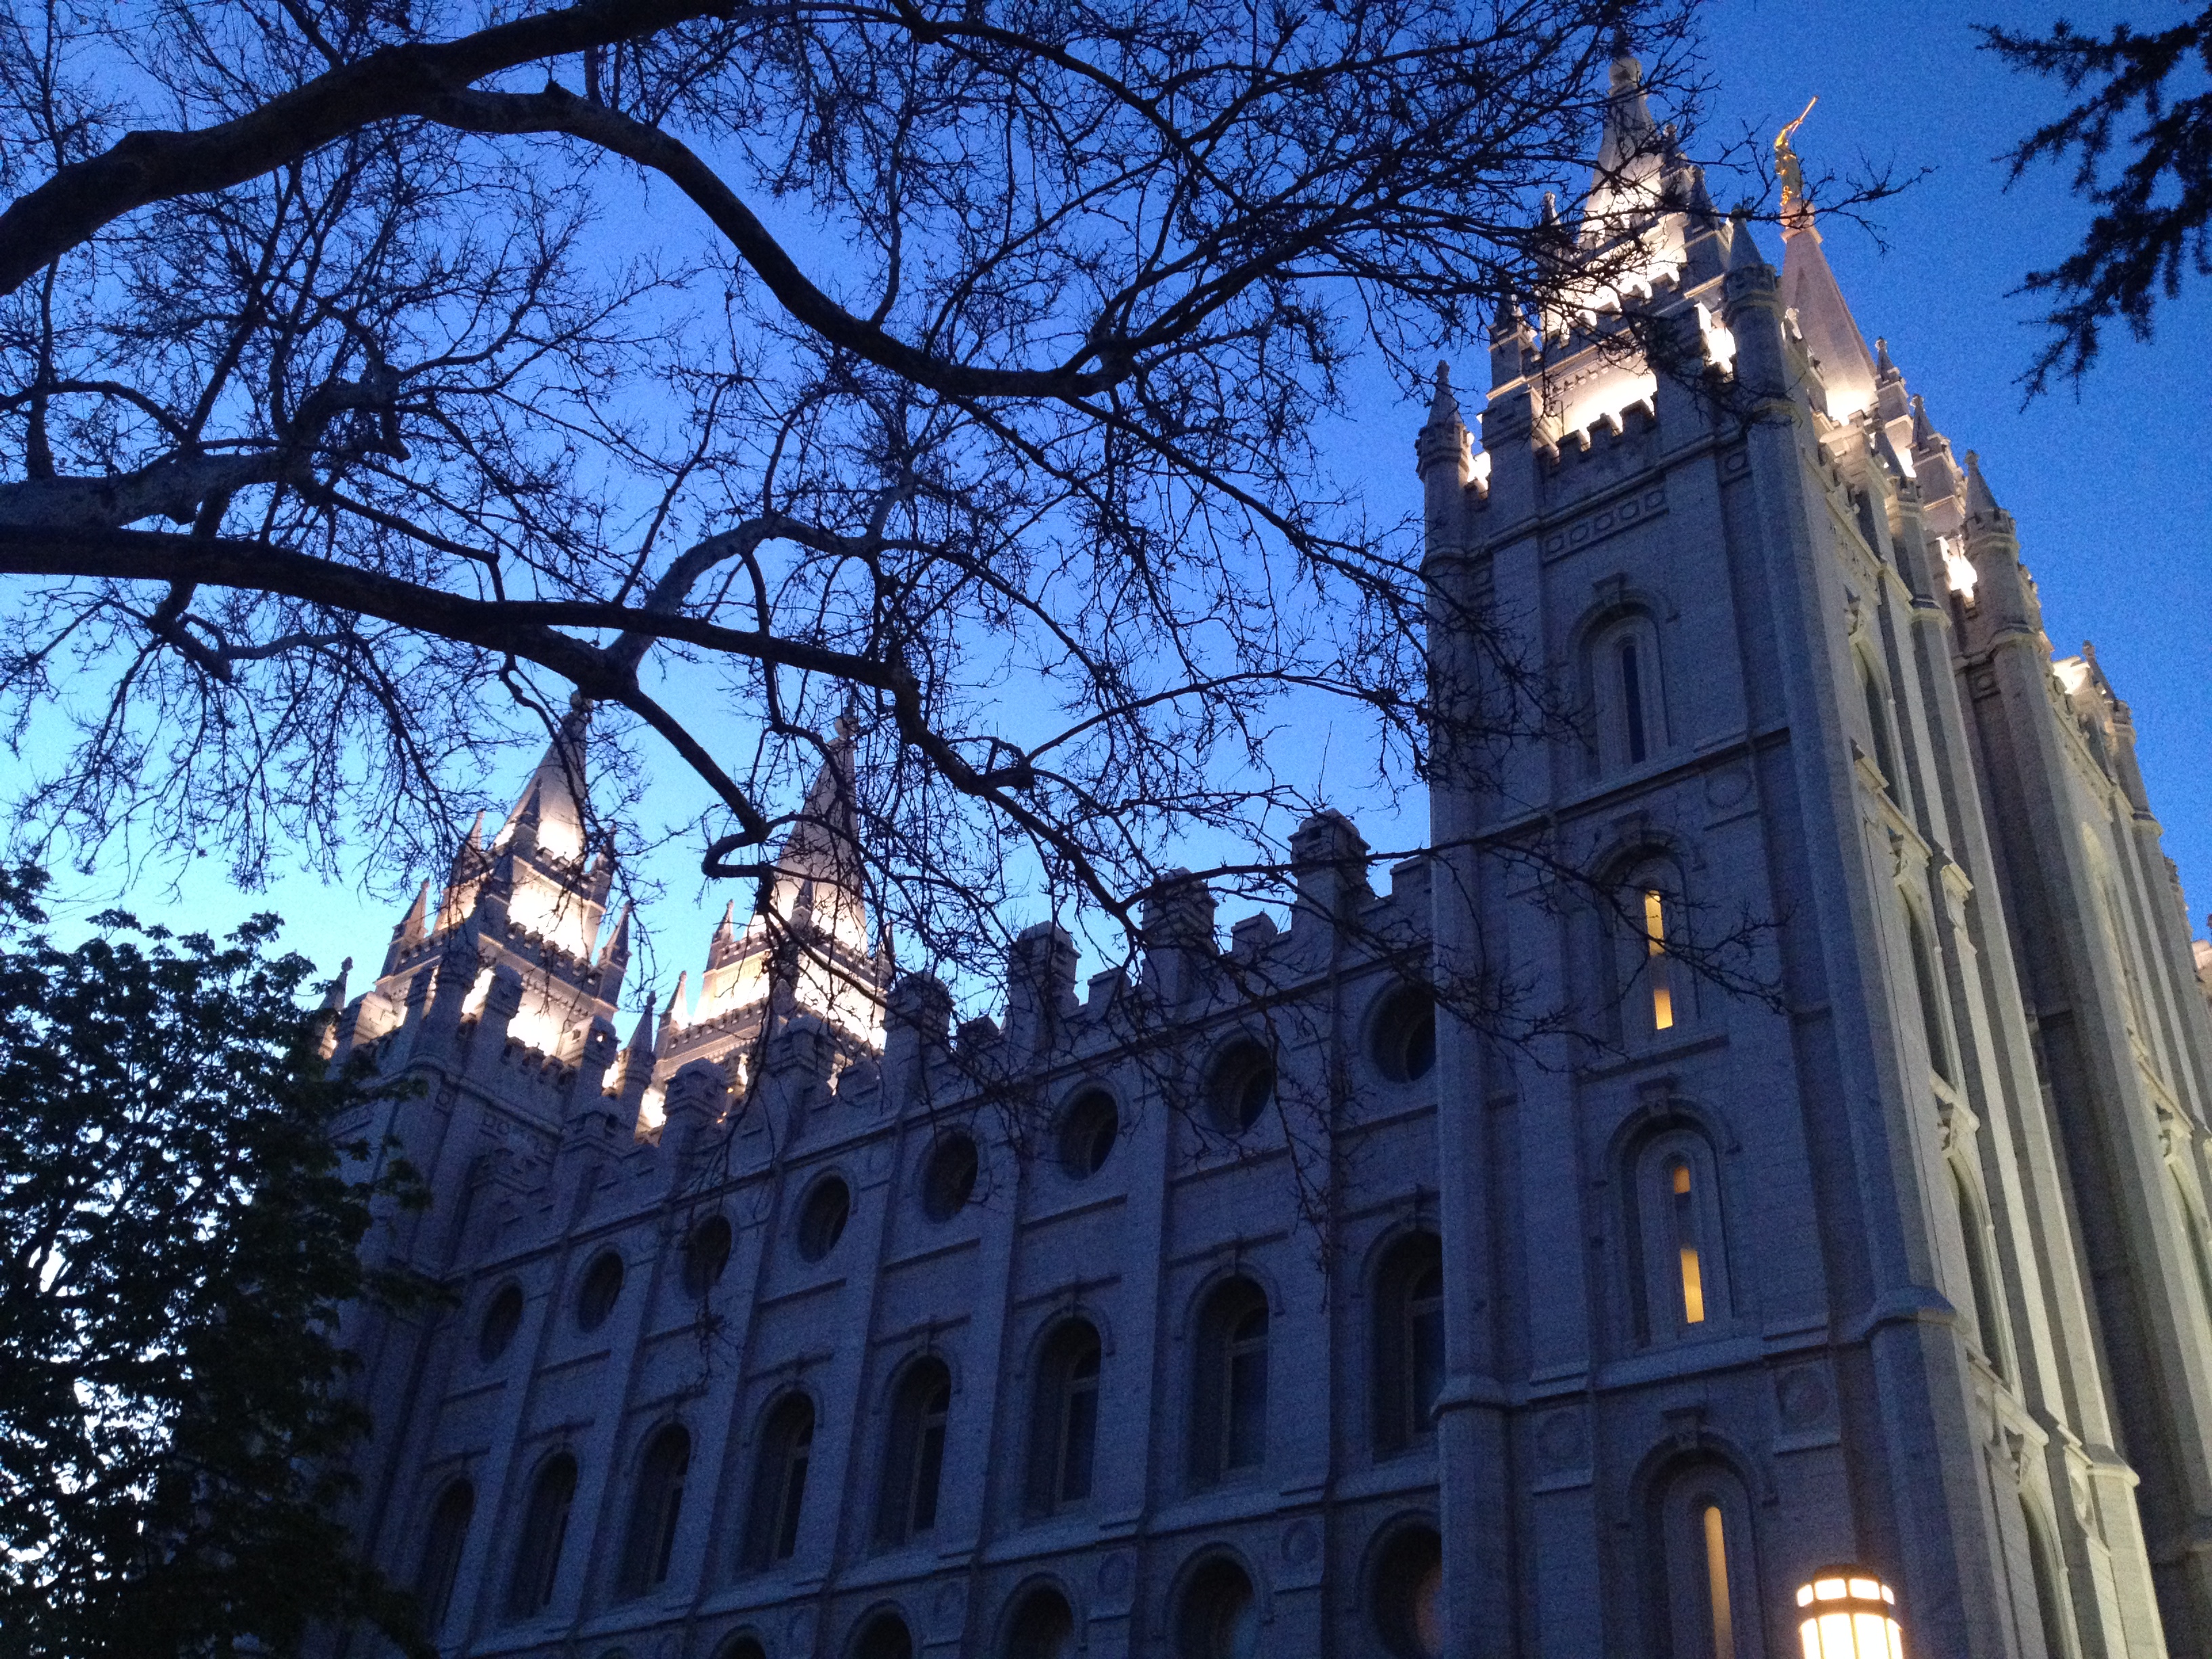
[615,1425,691,1599]
[1371,1523,1444,1659]
[1952,1168,2009,1378]
[1860,657,1901,803]
[1906,908,1954,1084]
[2022,1500,2074,1659]
[1190,1277,1269,1486]
[1613,865,1686,1039]
[1592,613,1666,771]
[478,1283,525,1362]
[876,1358,952,1548]
[1004,1585,1078,1659]
[1026,1321,1102,1513]
[715,1636,769,1659]
[741,1394,814,1571]
[853,1611,916,1659]
[1176,1557,1261,1659]
[413,1479,474,1635]
[2169,1170,2212,1337]
[1657,1465,1759,1659]
[505,1452,578,1620]
[1372,1233,1446,1457]
[577,1251,625,1331]
[1630,1131,1729,1343]
[681,1216,733,1298]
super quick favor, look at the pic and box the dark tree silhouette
[0,0,1707,993]
[1983,7,2212,394]
[0,866,430,1657]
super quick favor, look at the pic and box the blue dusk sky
[20,1,2211,1010]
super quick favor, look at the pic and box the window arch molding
[993,1572,1085,1658]
[1364,1228,1447,1460]
[1183,1271,1275,1488]
[1023,1316,1105,1516]
[1589,837,1698,1042]
[613,1420,692,1601]
[1570,593,1675,776]
[1164,1544,1270,1659]
[1605,1103,1739,1347]
[873,1351,957,1551]
[1359,1509,1446,1659]
[1945,1155,2013,1380]
[1629,1443,1769,1659]
[737,1387,819,1574]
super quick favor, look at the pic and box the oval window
[478,1282,525,1362]
[577,1252,625,1332]
[682,1215,733,1298]
[1207,1040,1275,1134]
[922,1134,980,1223]
[1059,1089,1120,1178]
[797,1177,851,1263]
[1371,985,1437,1084]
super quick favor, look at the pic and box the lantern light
[1795,1568,1904,1659]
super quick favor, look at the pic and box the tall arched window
[1860,657,1901,803]
[1952,1168,2009,1378]
[1906,907,1954,1084]
[854,1611,916,1659]
[1591,613,1667,772]
[1657,1465,1759,1659]
[1026,1321,1102,1514]
[414,1479,474,1635]
[1190,1277,1269,1486]
[2170,1170,2212,1338]
[504,1452,578,1620]
[1631,1130,1729,1344]
[1004,1585,1079,1659]
[741,1394,814,1571]
[1176,1557,1262,1659]
[1372,1233,1446,1458]
[615,1425,691,1599]
[876,1358,952,1548]
[2022,1500,2074,1659]
[1614,864,1686,1040]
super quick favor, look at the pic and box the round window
[1058,1089,1120,1178]
[1176,1557,1261,1659]
[478,1282,525,1362]
[1371,985,1437,1084]
[922,1134,980,1223]
[682,1215,733,1298]
[1372,1524,1444,1659]
[1207,1040,1275,1134]
[576,1251,625,1332]
[797,1176,852,1263]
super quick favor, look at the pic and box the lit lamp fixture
[1797,1569,1904,1659]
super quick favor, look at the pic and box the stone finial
[1724,209,1766,274]
[1426,361,1461,430]
[1964,450,2003,520]
[1875,337,1900,381]
[1006,921,1079,1057]
[1290,808,1374,926]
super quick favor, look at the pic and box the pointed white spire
[1426,359,1462,429]
[396,880,430,945]
[598,901,632,965]
[1964,450,2004,520]
[494,704,589,863]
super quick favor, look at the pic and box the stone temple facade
[329,56,2212,1659]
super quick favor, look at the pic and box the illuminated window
[505,1452,577,1619]
[741,1394,813,1570]
[1026,1321,1102,1513]
[1701,1504,1734,1659]
[1372,1233,1446,1457]
[1645,888,1676,1031]
[1670,1161,1707,1325]
[1190,1277,1269,1486]
[876,1359,951,1548]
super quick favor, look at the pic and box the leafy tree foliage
[1983,7,2212,394]
[0,866,428,1657]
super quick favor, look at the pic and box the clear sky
[26,0,2211,1010]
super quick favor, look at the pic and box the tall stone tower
[325,54,2212,1659]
